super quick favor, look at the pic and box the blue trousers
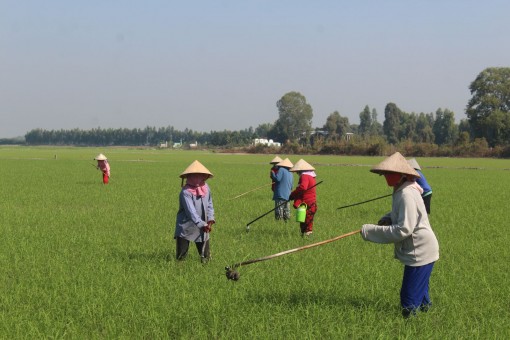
[400,262,435,315]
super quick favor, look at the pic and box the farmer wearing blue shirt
[270,158,294,222]
[408,158,433,214]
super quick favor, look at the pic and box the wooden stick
[230,229,360,269]
[336,194,392,210]
[228,182,273,200]
[245,180,323,227]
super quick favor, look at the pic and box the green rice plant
[0,146,509,338]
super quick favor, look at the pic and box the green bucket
[296,203,307,223]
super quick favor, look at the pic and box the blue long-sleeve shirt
[270,167,293,200]
[416,169,432,196]
[174,184,214,242]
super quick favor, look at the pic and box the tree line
[15,67,510,157]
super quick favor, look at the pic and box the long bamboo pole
[225,229,360,280]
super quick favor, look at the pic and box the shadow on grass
[248,291,395,312]
[76,181,103,185]
[110,249,173,263]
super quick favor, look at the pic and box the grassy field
[0,146,509,338]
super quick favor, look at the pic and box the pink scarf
[301,171,317,178]
[183,174,209,196]
[98,160,110,177]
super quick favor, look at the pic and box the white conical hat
[270,156,283,164]
[179,160,214,178]
[94,153,107,160]
[407,158,422,171]
[276,158,293,168]
[290,159,315,172]
[370,152,420,178]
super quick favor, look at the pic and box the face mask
[384,173,402,187]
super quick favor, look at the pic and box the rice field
[0,146,509,338]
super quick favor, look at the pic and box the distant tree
[401,112,417,141]
[458,119,470,135]
[358,105,372,137]
[415,112,435,143]
[323,111,350,140]
[370,108,383,136]
[383,103,402,144]
[273,91,313,143]
[433,108,458,145]
[255,123,273,138]
[466,67,510,146]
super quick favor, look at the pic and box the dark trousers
[400,262,435,317]
[176,237,210,261]
[422,194,432,214]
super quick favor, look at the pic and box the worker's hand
[207,220,215,232]
[202,226,211,233]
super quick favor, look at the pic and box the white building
[253,138,281,147]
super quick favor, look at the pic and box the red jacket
[290,174,316,208]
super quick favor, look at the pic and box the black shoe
[402,308,416,318]
[420,303,431,312]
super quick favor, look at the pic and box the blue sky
[1,0,509,138]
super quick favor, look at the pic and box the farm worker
[269,156,283,192]
[174,160,215,263]
[270,158,294,222]
[289,159,317,237]
[94,153,110,184]
[361,152,439,318]
[407,158,433,214]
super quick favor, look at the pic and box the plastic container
[296,203,307,223]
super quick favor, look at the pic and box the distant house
[345,133,354,141]
[189,141,198,148]
[173,141,182,148]
[159,141,168,148]
[253,138,281,147]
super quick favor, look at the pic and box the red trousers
[102,172,109,184]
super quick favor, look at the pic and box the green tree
[383,103,402,144]
[370,108,383,136]
[466,67,510,146]
[323,111,350,140]
[401,112,417,141]
[255,123,273,138]
[273,91,313,143]
[433,108,458,145]
[359,105,372,137]
[415,112,435,143]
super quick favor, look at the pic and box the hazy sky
[1,0,510,138]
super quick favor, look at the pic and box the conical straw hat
[276,158,293,168]
[407,158,422,171]
[270,156,283,164]
[290,159,315,172]
[370,152,420,178]
[180,160,214,178]
[94,153,107,160]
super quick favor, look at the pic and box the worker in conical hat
[174,160,215,263]
[360,152,439,318]
[271,158,294,222]
[289,159,317,237]
[407,158,433,214]
[94,153,110,184]
[269,156,283,192]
